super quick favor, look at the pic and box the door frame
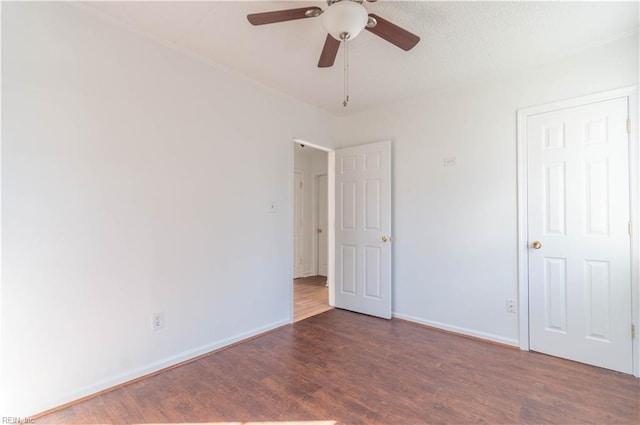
[290,139,336,321]
[516,86,639,377]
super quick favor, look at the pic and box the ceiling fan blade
[247,7,322,26]
[366,14,420,51]
[318,34,341,68]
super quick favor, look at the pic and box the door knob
[380,236,390,243]
[531,241,542,249]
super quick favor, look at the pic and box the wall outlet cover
[152,312,165,331]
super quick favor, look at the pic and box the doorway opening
[293,142,333,322]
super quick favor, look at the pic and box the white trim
[516,101,531,351]
[292,138,332,152]
[28,319,289,418]
[516,86,639,377]
[517,86,637,117]
[393,313,519,348]
[327,151,336,306]
[628,90,639,377]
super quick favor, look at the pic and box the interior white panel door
[317,174,328,277]
[293,171,304,279]
[335,141,391,319]
[527,97,632,373]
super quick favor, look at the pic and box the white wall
[1,2,336,416]
[336,35,639,345]
[293,145,328,276]
[2,1,638,417]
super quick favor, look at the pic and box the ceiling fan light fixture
[322,0,368,41]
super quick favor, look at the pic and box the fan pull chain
[343,37,349,107]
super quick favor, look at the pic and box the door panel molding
[293,170,304,279]
[316,173,328,277]
[516,86,639,376]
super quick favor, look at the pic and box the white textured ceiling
[81,1,639,115]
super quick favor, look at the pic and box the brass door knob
[532,241,542,249]
[380,236,389,243]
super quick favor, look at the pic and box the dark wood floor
[294,275,332,322]
[39,309,640,424]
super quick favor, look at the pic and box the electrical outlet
[506,298,517,313]
[152,312,165,331]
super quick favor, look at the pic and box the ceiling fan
[247,0,420,68]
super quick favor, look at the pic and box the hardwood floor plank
[38,309,640,424]
[98,388,145,424]
[294,276,332,322]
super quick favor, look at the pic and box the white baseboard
[392,312,519,347]
[29,318,289,417]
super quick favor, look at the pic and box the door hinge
[627,117,631,134]
[629,221,633,236]
[633,324,636,339]
[300,181,303,189]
